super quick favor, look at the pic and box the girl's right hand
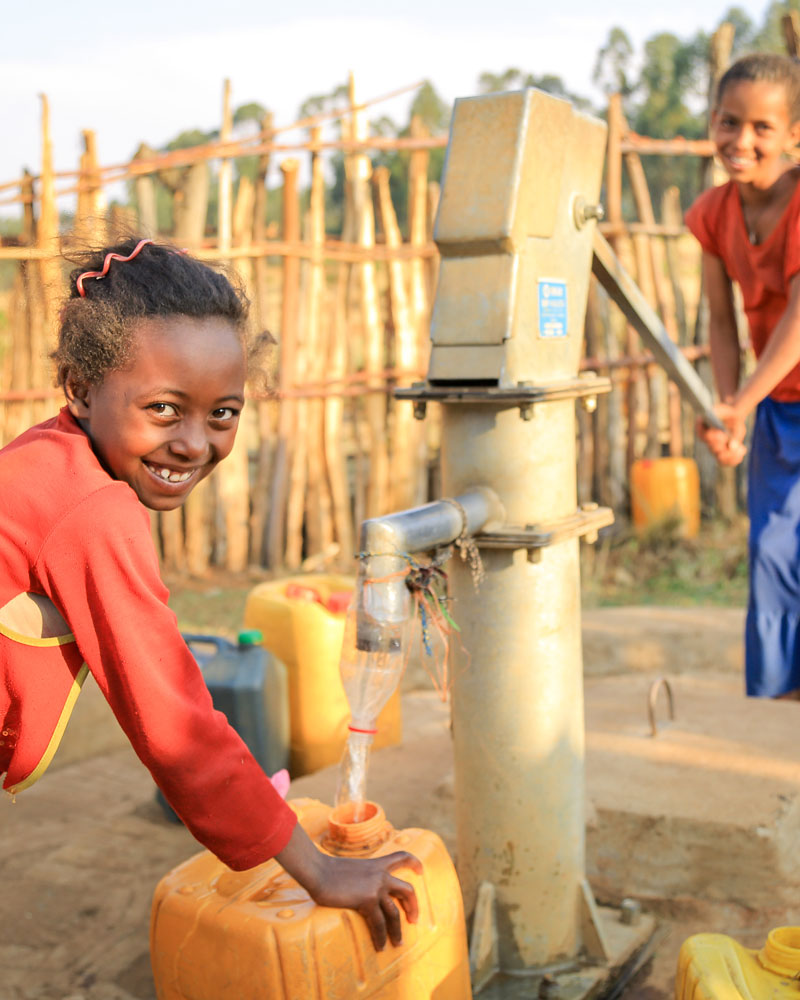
[696,402,747,466]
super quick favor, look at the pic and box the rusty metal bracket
[473,503,614,558]
[395,372,611,421]
[648,677,675,737]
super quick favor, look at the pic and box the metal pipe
[355,487,505,650]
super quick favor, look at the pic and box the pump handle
[591,232,726,434]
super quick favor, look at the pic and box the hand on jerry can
[275,821,422,951]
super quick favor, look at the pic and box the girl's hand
[275,821,421,951]
[308,851,422,951]
[696,402,747,466]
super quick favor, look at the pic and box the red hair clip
[76,238,153,297]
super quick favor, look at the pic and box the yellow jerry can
[244,574,402,776]
[677,928,800,1000]
[150,798,472,1000]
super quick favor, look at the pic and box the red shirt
[685,177,800,401]
[0,408,296,870]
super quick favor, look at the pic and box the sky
[1,0,776,210]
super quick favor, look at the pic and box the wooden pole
[252,111,275,333]
[265,159,300,569]
[696,24,735,517]
[407,116,432,505]
[216,176,256,573]
[424,178,442,502]
[374,165,423,513]
[605,93,637,487]
[782,11,800,56]
[37,95,60,356]
[298,125,335,563]
[662,185,691,454]
[75,130,106,245]
[173,163,209,247]
[283,193,311,570]
[625,149,679,456]
[218,79,233,255]
[326,113,357,569]
[167,148,212,574]
[348,74,388,520]
[248,112,278,568]
[133,143,158,237]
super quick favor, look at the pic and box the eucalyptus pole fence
[2,56,766,578]
[0,79,445,577]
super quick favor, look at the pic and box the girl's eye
[149,402,178,417]
[211,407,239,421]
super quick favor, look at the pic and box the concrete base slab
[585,672,800,923]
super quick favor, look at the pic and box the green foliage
[233,102,268,127]
[724,6,758,55]
[478,68,594,112]
[109,1,800,247]
[593,28,636,98]
[165,128,219,151]
[752,0,800,51]
[409,80,452,132]
[582,517,749,608]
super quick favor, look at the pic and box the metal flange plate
[395,374,611,409]
[473,505,614,552]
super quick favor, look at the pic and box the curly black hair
[53,237,255,387]
[716,53,800,122]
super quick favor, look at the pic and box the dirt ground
[1,604,785,1000]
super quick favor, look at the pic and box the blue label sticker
[538,279,568,338]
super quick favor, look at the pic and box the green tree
[478,68,594,112]
[593,28,635,101]
[752,0,800,50]
[723,6,758,55]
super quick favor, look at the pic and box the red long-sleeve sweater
[0,407,296,870]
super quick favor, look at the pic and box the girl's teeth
[154,466,191,483]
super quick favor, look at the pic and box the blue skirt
[745,396,800,696]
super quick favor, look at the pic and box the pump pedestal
[398,88,658,995]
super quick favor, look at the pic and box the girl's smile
[64,315,246,511]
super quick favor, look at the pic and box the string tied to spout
[440,496,485,588]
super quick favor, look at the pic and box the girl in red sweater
[0,237,418,950]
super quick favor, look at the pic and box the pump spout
[355,487,504,651]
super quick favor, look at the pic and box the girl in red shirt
[0,237,419,950]
[686,53,800,697]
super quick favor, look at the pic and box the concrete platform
[585,672,800,925]
[292,673,800,929]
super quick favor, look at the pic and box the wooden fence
[0,54,760,576]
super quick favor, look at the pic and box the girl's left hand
[308,851,422,951]
[697,402,747,466]
[275,821,421,951]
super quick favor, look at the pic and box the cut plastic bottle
[335,575,412,819]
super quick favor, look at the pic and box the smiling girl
[0,238,419,952]
[686,53,800,698]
